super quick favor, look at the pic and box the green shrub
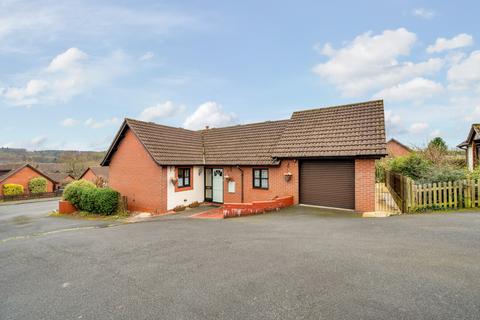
[28,177,48,194]
[66,184,119,215]
[416,166,466,184]
[63,179,96,208]
[79,188,97,213]
[93,188,119,215]
[389,153,431,180]
[467,166,480,180]
[2,184,24,196]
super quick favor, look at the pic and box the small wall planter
[59,200,76,214]
[223,196,294,218]
[284,172,292,182]
[170,177,178,185]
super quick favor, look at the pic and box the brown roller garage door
[300,160,355,209]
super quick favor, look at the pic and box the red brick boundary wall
[59,200,76,214]
[223,196,294,218]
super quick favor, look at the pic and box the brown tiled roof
[272,100,386,157]
[126,119,204,165]
[203,120,289,165]
[48,172,75,183]
[458,123,480,148]
[102,100,386,166]
[0,163,23,181]
[90,166,109,179]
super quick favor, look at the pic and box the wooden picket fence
[384,170,480,213]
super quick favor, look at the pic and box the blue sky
[1,0,479,151]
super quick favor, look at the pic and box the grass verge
[49,210,129,221]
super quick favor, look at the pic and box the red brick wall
[81,169,97,183]
[109,128,168,213]
[0,166,54,195]
[387,140,411,157]
[354,159,376,213]
[222,160,299,204]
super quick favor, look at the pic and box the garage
[299,159,355,209]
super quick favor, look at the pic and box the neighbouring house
[79,166,109,185]
[48,173,76,190]
[101,100,387,214]
[458,124,480,171]
[0,163,55,195]
[386,138,411,157]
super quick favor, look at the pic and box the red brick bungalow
[0,164,55,195]
[386,138,411,157]
[101,100,387,214]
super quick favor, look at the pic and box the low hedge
[63,180,119,215]
[93,188,120,215]
[63,180,96,207]
[29,177,48,194]
[2,184,24,196]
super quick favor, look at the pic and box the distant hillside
[0,147,105,164]
[0,148,106,177]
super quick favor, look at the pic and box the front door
[212,168,224,203]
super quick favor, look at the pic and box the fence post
[464,180,471,208]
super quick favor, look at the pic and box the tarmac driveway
[1,206,480,319]
[0,199,112,241]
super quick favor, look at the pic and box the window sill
[175,186,193,192]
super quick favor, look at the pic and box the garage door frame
[299,158,355,210]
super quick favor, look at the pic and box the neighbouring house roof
[0,163,56,184]
[80,166,109,179]
[48,173,75,184]
[272,100,386,158]
[387,138,412,151]
[457,124,480,149]
[101,100,387,166]
[0,163,24,181]
[35,163,67,174]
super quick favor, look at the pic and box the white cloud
[85,117,119,129]
[47,47,88,72]
[447,50,480,90]
[3,79,48,105]
[385,110,404,135]
[183,102,237,130]
[30,135,48,147]
[465,106,480,122]
[412,8,435,19]
[409,122,429,134]
[373,77,443,102]
[61,118,79,127]
[427,33,473,53]
[140,51,154,61]
[139,101,185,121]
[429,129,441,138]
[312,28,443,96]
[0,2,199,53]
[1,47,131,106]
